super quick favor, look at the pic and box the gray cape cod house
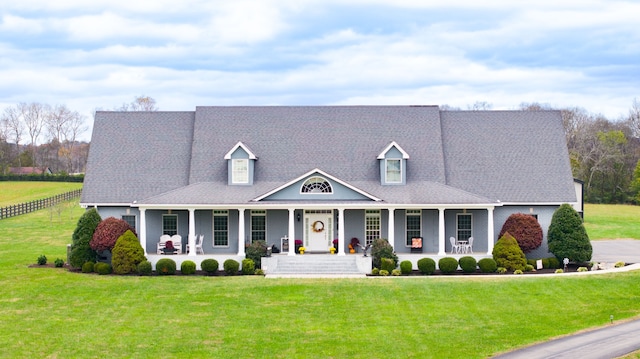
[80,106,576,273]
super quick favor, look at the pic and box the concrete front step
[262,254,371,277]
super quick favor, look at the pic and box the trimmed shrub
[81,261,95,273]
[90,217,137,253]
[438,257,458,274]
[37,255,47,265]
[242,259,255,275]
[245,240,267,268]
[201,259,219,275]
[492,232,527,271]
[54,258,65,268]
[555,269,564,274]
[391,269,401,276]
[156,258,177,275]
[498,213,543,253]
[478,258,497,273]
[514,269,523,275]
[70,208,101,268]
[527,259,537,267]
[548,203,592,263]
[577,267,588,272]
[371,238,398,270]
[458,256,477,274]
[137,260,152,276]
[524,264,534,272]
[379,269,389,276]
[94,262,112,275]
[371,268,380,276]
[381,257,396,273]
[417,258,436,275]
[400,260,413,275]
[615,261,626,268]
[497,267,507,274]
[111,230,146,275]
[181,260,197,275]
[223,259,240,276]
[547,257,560,269]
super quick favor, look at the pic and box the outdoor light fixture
[297,213,301,222]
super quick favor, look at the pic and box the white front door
[304,211,333,252]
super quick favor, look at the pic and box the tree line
[2,96,639,204]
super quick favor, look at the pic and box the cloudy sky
[1,1,639,139]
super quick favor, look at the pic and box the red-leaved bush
[498,213,543,253]
[90,217,137,252]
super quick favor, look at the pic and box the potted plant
[349,237,360,253]
[294,239,303,253]
[333,239,339,251]
[298,246,305,254]
[162,240,176,255]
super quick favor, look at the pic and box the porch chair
[410,237,423,253]
[449,236,461,254]
[157,234,172,254]
[171,234,183,254]
[464,237,474,253]
[195,234,204,255]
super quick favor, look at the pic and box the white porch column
[288,208,296,256]
[337,208,345,256]
[438,208,446,255]
[487,206,495,255]
[139,208,147,255]
[238,208,246,256]
[387,208,395,250]
[188,208,196,256]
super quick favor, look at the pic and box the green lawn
[1,197,640,358]
[584,204,640,240]
[0,181,83,207]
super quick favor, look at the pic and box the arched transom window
[301,177,333,194]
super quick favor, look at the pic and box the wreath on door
[311,220,325,233]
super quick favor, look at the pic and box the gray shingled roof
[81,106,575,206]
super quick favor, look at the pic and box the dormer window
[301,177,332,193]
[377,141,409,185]
[224,141,257,186]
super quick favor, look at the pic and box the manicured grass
[0,181,83,207]
[584,204,640,240]
[1,201,640,358]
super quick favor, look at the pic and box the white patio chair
[195,234,204,255]
[171,234,182,254]
[449,236,461,254]
[157,234,171,254]
[464,237,474,253]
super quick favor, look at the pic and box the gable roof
[81,106,575,206]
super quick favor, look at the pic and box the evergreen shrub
[245,240,267,268]
[241,259,255,275]
[37,255,47,265]
[547,257,560,269]
[94,262,112,275]
[156,258,176,275]
[381,257,396,272]
[391,269,401,276]
[478,258,497,273]
[458,256,477,273]
[70,208,101,268]
[548,203,592,263]
[379,269,389,276]
[498,213,543,253]
[438,257,458,274]
[201,259,219,275]
[81,261,94,273]
[137,260,152,276]
[492,232,527,271]
[371,268,380,276]
[400,260,413,275]
[223,259,240,275]
[524,264,534,272]
[181,260,196,275]
[417,258,436,275]
[111,230,146,275]
[54,258,64,267]
[371,238,398,269]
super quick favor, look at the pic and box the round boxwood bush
[156,258,177,275]
[94,262,112,275]
[37,255,47,265]
[458,256,477,273]
[417,258,436,275]
[181,260,197,275]
[478,258,497,273]
[201,259,219,275]
[81,261,95,273]
[137,260,152,276]
[371,268,380,276]
[381,257,396,273]
[400,260,413,275]
[223,259,240,276]
[54,258,65,268]
[438,257,459,274]
[242,258,255,275]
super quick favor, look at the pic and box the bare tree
[20,102,50,168]
[628,98,640,139]
[116,95,158,111]
[467,101,493,111]
[45,104,87,172]
[1,106,25,167]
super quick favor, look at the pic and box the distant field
[584,204,640,240]
[0,181,83,207]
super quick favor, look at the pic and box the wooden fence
[0,189,82,220]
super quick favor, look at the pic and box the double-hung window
[213,210,229,246]
[121,215,136,231]
[162,214,178,236]
[405,210,421,246]
[385,159,402,183]
[232,159,249,184]
[251,210,266,242]
[456,213,472,241]
[365,210,381,245]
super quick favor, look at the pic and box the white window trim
[121,214,136,231]
[365,209,381,245]
[456,213,473,241]
[385,158,402,183]
[300,176,333,194]
[405,209,421,247]
[213,210,229,247]
[232,158,249,184]
[162,214,178,235]
[250,210,267,242]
